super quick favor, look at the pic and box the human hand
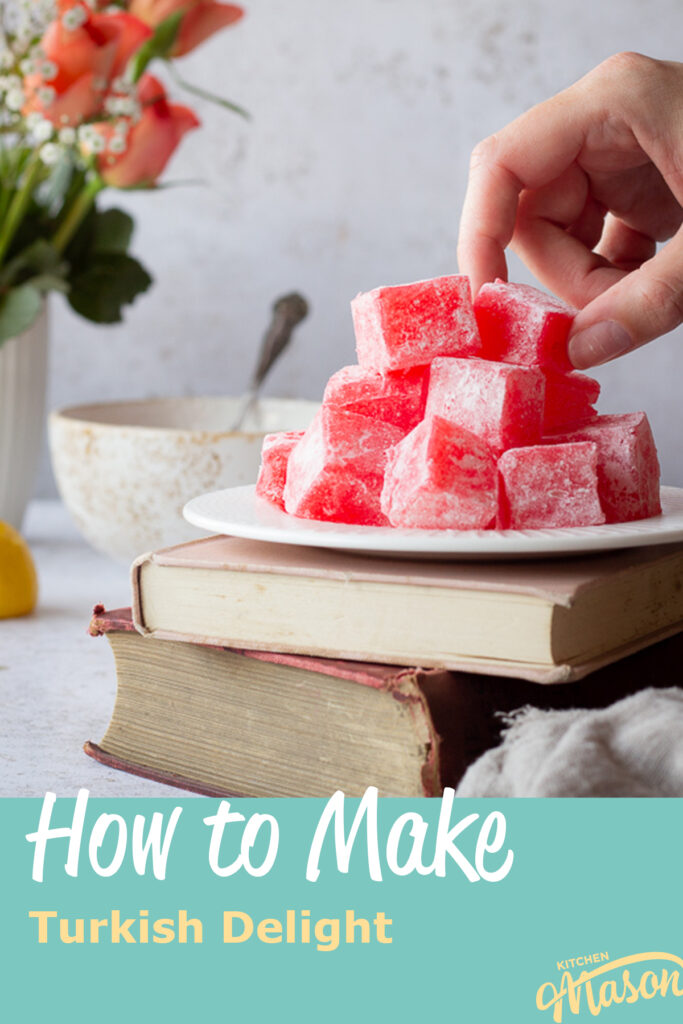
[457,53,683,369]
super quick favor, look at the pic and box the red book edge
[83,742,245,798]
[88,606,443,692]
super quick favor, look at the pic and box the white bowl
[49,396,319,563]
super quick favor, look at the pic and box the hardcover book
[131,536,683,683]
[87,608,683,798]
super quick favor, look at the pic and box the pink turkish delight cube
[352,274,481,374]
[255,430,304,510]
[498,442,605,529]
[284,406,405,526]
[475,280,575,371]
[426,357,545,454]
[323,364,428,432]
[548,413,661,522]
[542,370,600,432]
[381,415,498,530]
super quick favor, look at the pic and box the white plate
[183,485,683,560]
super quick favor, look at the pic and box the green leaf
[67,253,153,324]
[28,274,70,295]
[124,178,206,191]
[127,11,183,83]
[0,240,66,288]
[167,61,250,119]
[0,285,43,345]
[92,208,134,255]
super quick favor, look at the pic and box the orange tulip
[128,0,243,57]
[94,75,200,187]
[24,9,151,125]
[54,0,89,12]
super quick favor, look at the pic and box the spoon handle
[230,292,309,431]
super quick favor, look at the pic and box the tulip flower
[54,0,89,12]
[24,8,151,125]
[128,0,243,57]
[92,74,200,188]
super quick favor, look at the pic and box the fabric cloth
[455,687,683,797]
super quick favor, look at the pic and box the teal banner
[2,793,682,1022]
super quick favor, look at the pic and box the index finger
[457,87,595,296]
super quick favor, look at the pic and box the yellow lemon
[0,521,38,618]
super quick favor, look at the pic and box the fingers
[626,56,683,206]
[569,225,683,368]
[512,214,624,308]
[511,174,622,307]
[457,94,592,295]
[458,53,683,304]
[515,163,590,231]
[457,138,519,294]
[567,197,608,251]
[512,182,657,305]
[595,215,656,270]
[587,163,682,241]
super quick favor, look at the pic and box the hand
[457,53,683,369]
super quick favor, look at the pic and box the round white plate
[183,485,683,560]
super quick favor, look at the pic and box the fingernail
[568,321,633,369]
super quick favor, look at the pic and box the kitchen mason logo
[536,951,683,1020]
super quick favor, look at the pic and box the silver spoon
[230,292,309,431]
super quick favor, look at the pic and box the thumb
[568,227,683,369]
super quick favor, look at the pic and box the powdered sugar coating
[352,275,481,373]
[475,280,576,371]
[542,370,600,431]
[255,430,305,510]
[323,364,428,431]
[284,407,405,526]
[426,357,545,454]
[498,442,605,529]
[257,273,661,533]
[381,416,498,529]
[549,413,661,522]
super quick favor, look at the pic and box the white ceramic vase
[0,307,48,529]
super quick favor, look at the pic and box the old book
[88,608,466,797]
[131,536,683,683]
[87,610,683,798]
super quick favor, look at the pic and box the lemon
[0,521,38,618]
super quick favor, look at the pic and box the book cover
[87,608,683,798]
[131,535,683,682]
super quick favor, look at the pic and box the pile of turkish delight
[256,275,661,530]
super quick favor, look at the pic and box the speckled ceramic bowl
[49,396,319,564]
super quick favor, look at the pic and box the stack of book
[88,536,683,796]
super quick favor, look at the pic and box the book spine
[89,606,136,635]
[394,671,442,797]
[131,553,152,635]
[84,742,242,797]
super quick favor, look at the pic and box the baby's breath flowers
[61,5,89,31]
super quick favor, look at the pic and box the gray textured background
[40,0,683,492]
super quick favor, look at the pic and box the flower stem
[167,61,250,119]
[0,154,42,267]
[52,174,105,255]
